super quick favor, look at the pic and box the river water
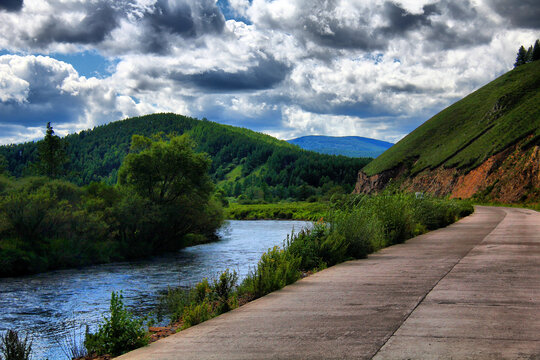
[0,220,311,360]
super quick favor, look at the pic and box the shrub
[239,246,301,299]
[287,226,327,270]
[0,330,32,360]
[181,300,213,329]
[212,269,239,314]
[85,291,148,357]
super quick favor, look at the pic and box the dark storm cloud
[298,0,385,50]
[0,0,23,12]
[489,0,540,29]
[12,0,226,53]
[138,0,225,54]
[34,2,118,45]
[264,0,493,53]
[144,0,225,37]
[290,1,438,51]
[381,2,434,35]
[174,57,290,92]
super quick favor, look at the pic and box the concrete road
[118,206,540,360]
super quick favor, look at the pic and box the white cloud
[0,0,539,145]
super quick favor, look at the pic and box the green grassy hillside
[363,61,540,176]
[0,114,370,201]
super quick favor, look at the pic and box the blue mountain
[287,135,394,158]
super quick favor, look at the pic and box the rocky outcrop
[354,139,540,203]
[353,164,404,194]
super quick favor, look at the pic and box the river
[0,220,311,360]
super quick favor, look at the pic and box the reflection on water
[0,220,311,360]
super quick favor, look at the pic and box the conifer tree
[533,39,540,61]
[36,122,67,178]
[525,46,533,63]
[514,45,528,67]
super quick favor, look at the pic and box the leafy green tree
[533,39,540,61]
[118,134,213,205]
[36,122,67,178]
[118,134,223,251]
[514,45,528,67]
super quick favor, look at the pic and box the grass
[363,61,540,176]
[224,201,328,221]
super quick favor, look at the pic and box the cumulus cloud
[0,55,153,138]
[0,0,226,54]
[0,0,540,145]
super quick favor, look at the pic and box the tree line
[0,113,370,202]
[514,39,540,67]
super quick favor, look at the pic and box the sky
[0,0,538,145]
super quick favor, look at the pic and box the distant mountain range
[287,135,394,158]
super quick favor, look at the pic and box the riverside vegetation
[0,191,472,359]
[78,192,471,358]
[0,133,224,277]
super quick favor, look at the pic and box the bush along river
[0,220,311,360]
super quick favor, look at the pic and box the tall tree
[36,122,67,178]
[514,46,528,67]
[117,134,222,250]
[533,39,540,61]
[525,45,534,63]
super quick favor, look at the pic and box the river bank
[81,193,473,358]
[0,220,311,360]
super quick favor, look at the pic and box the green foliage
[85,292,149,357]
[0,114,370,201]
[0,155,7,175]
[181,299,213,329]
[158,269,239,328]
[225,201,327,220]
[0,135,223,277]
[515,40,540,67]
[515,45,528,67]
[239,246,301,300]
[36,122,68,178]
[118,134,213,205]
[0,330,32,360]
[533,40,540,62]
[212,270,239,314]
[364,59,540,177]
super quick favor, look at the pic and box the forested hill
[288,135,393,158]
[0,113,370,200]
